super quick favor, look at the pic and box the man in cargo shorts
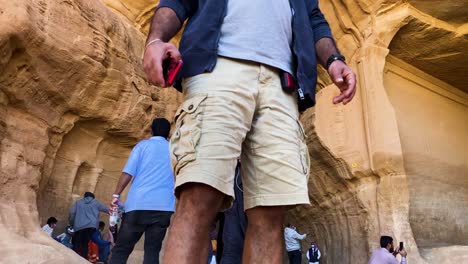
[142,0,356,263]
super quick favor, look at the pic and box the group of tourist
[39,0,409,262]
[282,225,407,264]
[284,224,321,264]
[42,192,114,263]
[41,115,408,264]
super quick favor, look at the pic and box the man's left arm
[308,0,356,105]
[399,249,407,264]
[293,230,307,240]
[98,201,110,214]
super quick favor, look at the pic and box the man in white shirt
[306,242,321,264]
[41,217,57,237]
[368,236,407,264]
[284,224,307,264]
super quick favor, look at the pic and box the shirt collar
[379,248,391,254]
[150,136,167,141]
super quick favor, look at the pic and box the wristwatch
[112,194,120,198]
[326,53,346,70]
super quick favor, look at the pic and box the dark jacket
[69,197,108,232]
[158,0,333,111]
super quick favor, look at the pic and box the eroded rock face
[287,1,467,263]
[0,0,466,263]
[0,0,181,262]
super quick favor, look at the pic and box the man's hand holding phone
[143,39,182,87]
[162,58,183,87]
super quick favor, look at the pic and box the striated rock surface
[0,0,181,262]
[0,0,466,263]
[288,1,468,263]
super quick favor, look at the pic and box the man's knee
[177,183,225,213]
[246,206,285,227]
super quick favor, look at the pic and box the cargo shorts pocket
[170,94,208,174]
[297,119,310,176]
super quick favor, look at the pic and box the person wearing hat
[69,191,108,259]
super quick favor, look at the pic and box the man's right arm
[109,172,133,209]
[143,0,197,87]
[110,144,140,209]
[146,7,182,44]
[113,173,133,197]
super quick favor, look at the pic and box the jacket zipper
[289,1,305,101]
[298,87,305,100]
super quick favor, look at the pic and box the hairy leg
[162,183,224,264]
[243,206,286,264]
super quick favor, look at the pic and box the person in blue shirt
[109,118,175,264]
[91,221,112,264]
[56,226,74,248]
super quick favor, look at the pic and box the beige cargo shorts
[170,57,310,210]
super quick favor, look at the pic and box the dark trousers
[99,243,111,264]
[73,227,96,259]
[109,210,172,264]
[220,168,247,264]
[288,250,302,264]
[91,231,111,263]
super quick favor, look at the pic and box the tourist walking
[69,192,108,259]
[109,118,175,264]
[143,0,356,262]
[285,224,307,264]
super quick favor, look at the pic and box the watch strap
[326,53,346,70]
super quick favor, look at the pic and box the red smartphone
[163,58,183,86]
[279,71,298,93]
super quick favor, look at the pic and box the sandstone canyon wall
[0,0,466,263]
[0,0,181,262]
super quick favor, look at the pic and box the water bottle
[109,206,120,227]
[110,195,124,227]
